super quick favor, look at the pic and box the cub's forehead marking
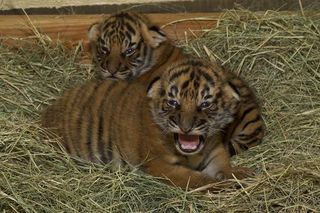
[101,15,140,39]
[181,80,190,90]
[163,59,222,98]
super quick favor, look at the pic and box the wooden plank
[1,0,189,10]
[0,13,220,51]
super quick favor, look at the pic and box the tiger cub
[41,58,254,190]
[148,59,264,157]
[88,12,264,156]
[88,12,184,81]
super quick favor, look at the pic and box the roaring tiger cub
[88,12,184,80]
[41,58,255,190]
[88,12,264,156]
[149,60,265,156]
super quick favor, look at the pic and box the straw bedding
[0,10,319,212]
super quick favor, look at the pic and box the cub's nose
[100,61,118,75]
[179,114,195,134]
[180,126,193,134]
[107,64,119,74]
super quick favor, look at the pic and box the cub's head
[147,59,240,155]
[88,12,167,80]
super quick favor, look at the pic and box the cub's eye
[125,47,135,56]
[167,99,179,108]
[200,101,212,110]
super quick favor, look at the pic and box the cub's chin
[173,133,205,155]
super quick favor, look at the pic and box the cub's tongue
[178,134,200,151]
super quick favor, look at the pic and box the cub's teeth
[181,143,197,150]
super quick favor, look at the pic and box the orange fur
[42,59,258,191]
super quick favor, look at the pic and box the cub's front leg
[200,142,254,180]
[143,158,226,191]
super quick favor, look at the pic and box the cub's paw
[229,166,255,179]
[216,167,254,180]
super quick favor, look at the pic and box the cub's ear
[223,82,240,101]
[141,24,167,48]
[147,76,161,98]
[88,22,101,42]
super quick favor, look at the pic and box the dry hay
[1,10,320,212]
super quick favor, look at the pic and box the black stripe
[97,114,107,163]
[78,83,101,159]
[204,95,213,100]
[238,127,263,140]
[102,23,111,32]
[242,114,261,130]
[169,68,190,82]
[107,30,115,37]
[201,85,209,98]
[135,44,150,76]
[197,156,214,171]
[193,81,200,89]
[117,12,136,23]
[136,37,143,50]
[117,30,124,39]
[238,143,249,151]
[190,70,195,80]
[108,84,132,162]
[124,31,131,40]
[199,70,214,83]
[107,130,113,162]
[215,90,222,100]
[181,80,190,90]
[143,45,148,57]
[97,37,106,45]
[239,106,256,121]
[65,86,86,157]
[97,82,117,163]
[146,76,160,95]
[126,23,136,35]
[228,142,237,156]
[160,90,165,97]
[188,59,203,67]
[87,110,94,161]
[246,138,260,147]
[149,25,166,37]
[228,81,241,97]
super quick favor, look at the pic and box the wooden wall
[1,0,318,14]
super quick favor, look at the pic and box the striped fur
[88,12,174,80]
[88,12,264,156]
[147,59,265,157]
[41,59,255,191]
[223,76,265,156]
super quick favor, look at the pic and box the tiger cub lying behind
[88,12,184,80]
[41,59,254,190]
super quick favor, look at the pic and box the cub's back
[41,80,148,162]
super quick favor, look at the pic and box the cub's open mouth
[174,133,205,155]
